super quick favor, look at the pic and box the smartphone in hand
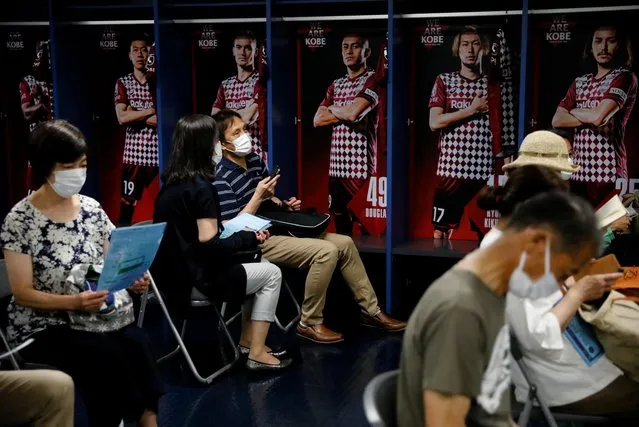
[270,165,280,179]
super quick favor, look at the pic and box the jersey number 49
[366,177,387,208]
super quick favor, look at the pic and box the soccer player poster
[412,20,518,241]
[192,25,268,162]
[300,23,387,237]
[1,28,52,206]
[91,27,157,225]
[529,15,638,209]
[113,32,158,225]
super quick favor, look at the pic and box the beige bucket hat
[502,130,580,173]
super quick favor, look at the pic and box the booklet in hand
[96,222,166,293]
[220,213,271,239]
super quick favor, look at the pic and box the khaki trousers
[260,232,379,325]
[0,369,74,427]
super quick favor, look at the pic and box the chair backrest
[363,370,399,427]
[509,332,524,361]
[510,332,540,392]
[0,260,11,301]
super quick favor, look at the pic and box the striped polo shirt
[214,153,268,221]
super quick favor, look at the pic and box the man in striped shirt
[213,109,406,344]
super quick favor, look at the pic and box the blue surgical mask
[509,239,560,300]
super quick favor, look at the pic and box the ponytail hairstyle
[477,165,569,217]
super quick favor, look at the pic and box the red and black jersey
[320,69,379,180]
[114,72,159,167]
[429,72,493,181]
[559,67,638,183]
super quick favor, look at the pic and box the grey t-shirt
[397,269,511,427]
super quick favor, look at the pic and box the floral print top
[0,196,114,345]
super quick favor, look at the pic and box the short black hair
[342,33,370,47]
[212,109,243,143]
[506,191,602,255]
[130,33,151,49]
[162,114,217,185]
[233,30,256,44]
[29,120,88,188]
[477,165,569,216]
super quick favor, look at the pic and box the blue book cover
[97,223,166,293]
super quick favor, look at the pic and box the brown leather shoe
[296,323,344,344]
[360,311,407,332]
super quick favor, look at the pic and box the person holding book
[153,114,291,372]
[503,130,632,255]
[0,120,165,427]
[478,165,639,417]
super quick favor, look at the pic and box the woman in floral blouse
[0,120,164,427]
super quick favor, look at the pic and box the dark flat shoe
[246,357,293,372]
[239,345,288,359]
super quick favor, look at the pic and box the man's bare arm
[313,106,340,127]
[146,114,157,127]
[551,106,583,128]
[115,103,154,125]
[238,102,259,125]
[570,99,619,127]
[21,103,43,121]
[429,107,476,131]
[328,97,372,123]
[423,390,471,427]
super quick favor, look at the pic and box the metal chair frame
[138,272,240,384]
[511,332,610,426]
[362,369,399,427]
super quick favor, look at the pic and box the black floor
[153,329,402,427]
[113,270,404,427]
[138,304,402,427]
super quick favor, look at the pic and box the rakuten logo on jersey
[545,15,572,45]
[450,100,471,110]
[227,100,248,110]
[577,99,600,109]
[130,100,154,109]
[6,32,24,51]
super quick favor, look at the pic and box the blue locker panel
[385,0,410,313]
[153,3,194,176]
[517,0,529,145]
[267,0,297,198]
[49,5,99,198]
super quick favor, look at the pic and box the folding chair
[221,276,301,333]
[134,219,301,332]
[362,369,399,427]
[510,332,610,426]
[138,272,240,384]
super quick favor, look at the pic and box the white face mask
[560,171,572,181]
[212,142,223,164]
[48,168,87,198]
[229,133,252,157]
[509,239,560,300]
